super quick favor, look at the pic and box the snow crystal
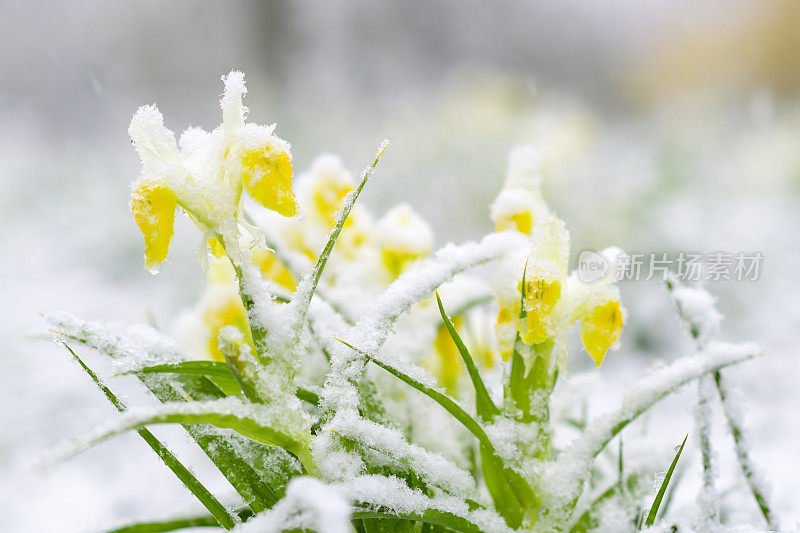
[329,410,475,496]
[46,397,309,470]
[44,311,187,372]
[339,475,512,533]
[543,342,763,515]
[694,376,720,530]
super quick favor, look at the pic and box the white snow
[234,477,352,533]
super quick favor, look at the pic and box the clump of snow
[328,409,475,496]
[669,279,723,345]
[234,477,351,533]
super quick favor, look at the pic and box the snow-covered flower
[376,203,434,278]
[283,155,373,262]
[490,145,548,235]
[129,71,297,271]
[492,146,625,367]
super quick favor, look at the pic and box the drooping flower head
[129,71,297,272]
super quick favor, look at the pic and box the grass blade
[57,398,316,474]
[107,516,219,532]
[56,327,301,515]
[62,344,237,529]
[140,372,300,513]
[644,434,688,527]
[434,291,498,420]
[714,371,776,528]
[134,361,241,394]
[108,508,254,532]
[570,343,761,461]
[293,141,389,324]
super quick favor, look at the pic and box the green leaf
[358,517,417,533]
[61,397,316,475]
[57,332,301,515]
[62,345,237,530]
[107,516,218,532]
[352,507,486,533]
[140,372,300,513]
[134,361,319,406]
[107,508,254,533]
[134,361,241,395]
[434,291,498,420]
[479,445,524,528]
[644,434,688,527]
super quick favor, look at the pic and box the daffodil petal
[580,300,623,366]
[242,142,298,217]
[517,277,561,344]
[252,248,296,291]
[131,180,177,271]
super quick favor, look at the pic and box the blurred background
[2,1,800,530]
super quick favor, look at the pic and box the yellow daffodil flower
[129,71,297,272]
[280,155,373,263]
[252,248,296,291]
[430,316,464,394]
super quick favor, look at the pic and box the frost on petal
[490,188,537,233]
[201,286,254,362]
[130,179,177,271]
[221,70,248,134]
[179,126,213,158]
[128,105,182,177]
[241,136,298,217]
[519,276,562,344]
